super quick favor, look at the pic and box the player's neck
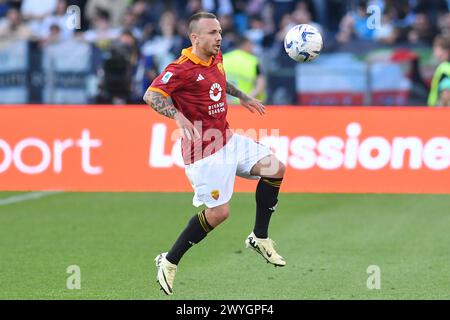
[192,47,213,62]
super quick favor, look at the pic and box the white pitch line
[0,191,63,206]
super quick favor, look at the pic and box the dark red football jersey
[149,47,231,164]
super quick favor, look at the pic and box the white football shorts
[185,134,272,208]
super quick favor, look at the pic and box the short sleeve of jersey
[149,64,185,97]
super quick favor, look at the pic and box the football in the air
[284,24,323,62]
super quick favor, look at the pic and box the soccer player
[143,12,286,296]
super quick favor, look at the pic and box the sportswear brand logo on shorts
[209,83,222,102]
[196,74,205,81]
[211,189,220,200]
[161,72,173,84]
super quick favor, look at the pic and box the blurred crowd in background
[0,0,450,106]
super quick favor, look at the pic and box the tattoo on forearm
[226,81,250,101]
[144,90,178,119]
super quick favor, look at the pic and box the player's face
[195,18,222,56]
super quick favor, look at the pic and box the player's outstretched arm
[226,81,265,115]
[143,89,200,140]
[226,81,251,102]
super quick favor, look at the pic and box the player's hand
[174,112,201,141]
[240,97,266,115]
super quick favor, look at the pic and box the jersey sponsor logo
[211,189,220,200]
[196,74,205,82]
[161,71,173,84]
[217,63,224,76]
[208,102,225,115]
[209,83,222,102]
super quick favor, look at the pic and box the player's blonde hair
[188,12,217,35]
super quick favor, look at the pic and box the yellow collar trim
[181,47,214,67]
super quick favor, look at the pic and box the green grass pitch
[0,191,449,300]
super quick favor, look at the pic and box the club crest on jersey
[209,83,222,102]
[161,71,173,84]
[217,63,224,76]
[211,189,220,200]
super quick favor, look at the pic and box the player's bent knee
[266,159,285,179]
[215,206,230,222]
[254,155,286,178]
[206,205,230,226]
[277,161,286,178]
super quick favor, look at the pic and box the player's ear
[190,33,196,44]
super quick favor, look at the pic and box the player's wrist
[241,94,251,102]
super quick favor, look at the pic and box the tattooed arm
[226,81,251,102]
[143,89,199,140]
[226,81,265,115]
[143,89,179,119]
